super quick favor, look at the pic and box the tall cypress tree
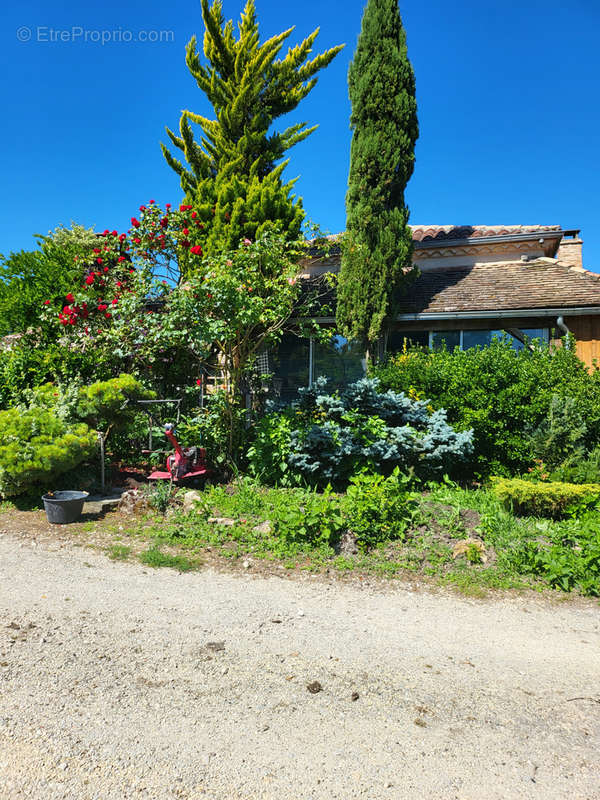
[161,0,343,257]
[336,0,418,352]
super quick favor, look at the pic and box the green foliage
[372,339,600,477]
[178,391,249,472]
[77,374,156,431]
[0,343,107,410]
[0,224,93,338]
[0,408,97,498]
[273,486,345,550]
[138,546,197,572]
[246,408,295,485]
[529,394,587,469]
[161,0,343,257]
[490,477,600,519]
[250,377,472,488]
[337,0,419,347]
[551,445,600,484]
[145,481,175,514]
[343,468,418,550]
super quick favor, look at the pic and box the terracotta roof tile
[394,258,600,314]
[409,225,562,243]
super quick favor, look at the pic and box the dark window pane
[462,330,492,350]
[271,334,309,402]
[314,335,365,391]
[387,330,429,354]
[431,331,460,351]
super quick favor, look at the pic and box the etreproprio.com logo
[16,26,174,44]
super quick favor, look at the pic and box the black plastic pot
[42,491,89,524]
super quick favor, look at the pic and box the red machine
[148,423,210,482]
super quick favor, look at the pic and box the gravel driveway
[0,531,599,799]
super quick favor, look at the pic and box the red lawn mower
[148,423,210,483]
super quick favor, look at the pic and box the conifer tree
[336,0,418,353]
[161,0,343,257]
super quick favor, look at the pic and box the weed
[108,544,131,561]
[138,547,197,572]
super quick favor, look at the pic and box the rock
[207,517,236,526]
[351,691,360,701]
[182,490,202,514]
[117,490,148,515]
[307,681,322,694]
[243,560,251,569]
[252,520,272,535]
[452,538,487,564]
[336,530,359,556]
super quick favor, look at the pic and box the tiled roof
[409,225,561,243]
[394,258,600,315]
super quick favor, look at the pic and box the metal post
[99,432,105,493]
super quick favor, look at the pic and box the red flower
[196,378,202,386]
[149,199,155,204]
[160,217,168,228]
[118,256,126,263]
[133,238,141,244]
[191,211,197,219]
[190,245,203,255]
[131,217,141,228]
[98,303,108,311]
[116,281,123,288]
[180,204,192,211]
[111,230,118,237]
[112,297,118,306]
[43,300,50,305]
[181,239,190,248]
[104,312,112,319]
[119,233,126,241]
[96,257,103,265]
[103,266,109,273]
[102,229,109,235]
[139,206,146,213]
[85,274,94,285]
[93,248,101,254]
[182,228,190,236]
[129,268,135,273]
[165,203,171,209]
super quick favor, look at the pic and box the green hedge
[490,477,600,518]
[372,339,600,477]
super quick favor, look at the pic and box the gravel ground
[0,531,599,800]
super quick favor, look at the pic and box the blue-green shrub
[248,378,472,487]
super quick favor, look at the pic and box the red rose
[196,378,202,386]
[103,267,109,273]
[182,228,190,235]
[65,293,74,302]
[131,218,140,228]
[133,238,141,244]
[85,274,94,285]
[160,217,168,228]
[149,199,155,204]
[181,239,190,248]
[104,312,111,319]
[43,300,50,305]
[111,230,118,237]
[118,256,126,263]
[102,229,109,235]
[93,248,101,254]
[190,245,203,255]
[139,206,146,213]
[96,257,103,265]
[191,211,197,219]
[119,233,126,241]
[112,298,118,306]
[180,204,192,211]
[116,281,123,288]
[98,303,108,311]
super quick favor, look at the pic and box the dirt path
[0,530,599,799]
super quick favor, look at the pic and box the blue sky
[2,0,599,268]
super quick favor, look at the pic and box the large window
[388,328,549,354]
[270,333,366,401]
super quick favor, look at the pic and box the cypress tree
[336,0,418,353]
[161,0,343,257]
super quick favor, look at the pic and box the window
[387,330,429,353]
[270,333,366,401]
[431,330,461,351]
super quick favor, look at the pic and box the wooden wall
[560,315,600,369]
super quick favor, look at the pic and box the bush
[343,468,418,550]
[551,445,600,484]
[529,395,587,469]
[248,377,472,488]
[490,477,600,518]
[0,408,97,497]
[372,339,600,478]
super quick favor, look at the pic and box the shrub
[343,468,418,550]
[490,477,600,518]
[249,377,472,488]
[551,445,600,484]
[273,486,346,550]
[246,409,295,485]
[529,395,587,469]
[76,373,155,429]
[372,339,600,477]
[0,408,97,497]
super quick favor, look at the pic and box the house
[269,225,600,400]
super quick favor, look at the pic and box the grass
[138,546,198,572]
[108,544,131,561]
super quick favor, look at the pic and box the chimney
[557,230,583,269]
